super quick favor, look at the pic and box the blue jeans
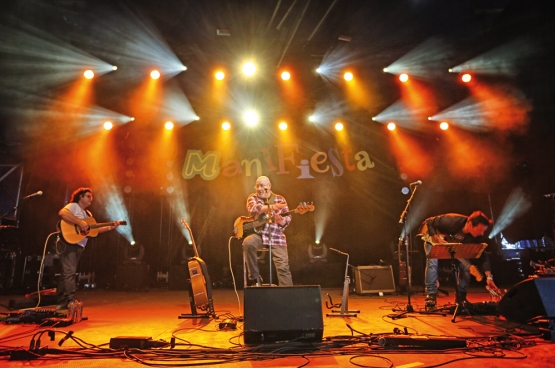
[424,242,470,295]
[56,241,84,306]
[243,234,293,286]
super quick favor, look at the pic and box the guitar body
[187,256,211,309]
[59,218,127,244]
[233,216,261,239]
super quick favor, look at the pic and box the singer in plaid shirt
[242,176,293,286]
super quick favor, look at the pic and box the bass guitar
[59,218,127,244]
[233,202,314,239]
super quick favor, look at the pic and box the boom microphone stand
[391,182,422,318]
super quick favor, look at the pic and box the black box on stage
[498,277,555,324]
[354,265,396,294]
[244,285,323,344]
[115,264,149,291]
[169,265,188,290]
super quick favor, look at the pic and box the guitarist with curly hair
[418,211,499,309]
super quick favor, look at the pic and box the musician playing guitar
[242,176,293,287]
[56,187,120,311]
[418,211,498,309]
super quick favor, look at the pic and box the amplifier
[354,265,396,294]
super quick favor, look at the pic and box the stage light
[448,68,453,73]
[439,121,449,130]
[372,117,376,121]
[84,70,94,79]
[150,70,161,79]
[244,110,259,126]
[344,72,353,81]
[242,62,256,76]
[334,122,344,131]
[112,66,118,71]
[130,240,136,246]
[222,121,231,130]
[399,73,409,82]
[316,68,322,73]
[383,67,389,73]
[130,117,135,121]
[215,71,225,80]
[308,115,316,122]
[281,71,291,80]
[427,117,432,120]
[279,121,288,130]
[461,73,472,83]
[103,121,113,130]
[181,65,187,71]
[165,121,174,130]
[387,122,396,131]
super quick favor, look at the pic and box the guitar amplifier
[354,265,396,294]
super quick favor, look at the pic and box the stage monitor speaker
[354,265,396,294]
[244,286,323,344]
[498,277,555,324]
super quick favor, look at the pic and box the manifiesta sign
[182,144,375,180]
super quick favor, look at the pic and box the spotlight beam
[489,187,532,238]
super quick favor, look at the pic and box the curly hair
[468,211,492,227]
[70,187,92,203]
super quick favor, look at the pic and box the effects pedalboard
[2,309,74,326]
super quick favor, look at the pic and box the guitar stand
[326,249,359,318]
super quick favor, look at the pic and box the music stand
[428,243,487,322]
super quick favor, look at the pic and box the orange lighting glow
[344,72,353,81]
[387,122,396,131]
[461,73,472,83]
[164,121,174,130]
[399,73,409,82]
[281,71,291,81]
[84,70,94,79]
[215,71,225,80]
[222,121,231,130]
[103,121,113,130]
[279,121,288,130]
[439,122,449,130]
[150,70,161,79]
[335,122,344,131]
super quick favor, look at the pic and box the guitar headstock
[295,202,314,214]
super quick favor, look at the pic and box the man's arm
[59,207,89,232]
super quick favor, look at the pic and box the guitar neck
[89,222,116,229]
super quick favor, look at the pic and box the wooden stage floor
[1,286,553,367]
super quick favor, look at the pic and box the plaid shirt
[246,193,290,247]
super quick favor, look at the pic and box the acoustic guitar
[59,218,126,244]
[233,202,314,239]
[180,218,215,316]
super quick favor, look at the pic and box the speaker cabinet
[244,286,323,344]
[354,265,396,294]
[498,277,555,323]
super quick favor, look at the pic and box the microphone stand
[264,189,274,287]
[391,184,420,318]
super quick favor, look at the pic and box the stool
[243,247,274,288]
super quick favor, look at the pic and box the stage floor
[1,286,553,367]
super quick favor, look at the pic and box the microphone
[544,193,555,198]
[410,180,422,186]
[22,190,43,200]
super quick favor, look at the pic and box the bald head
[255,176,272,198]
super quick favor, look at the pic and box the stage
[1,285,553,367]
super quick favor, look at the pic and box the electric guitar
[419,230,484,282]
[59,218,127,244]
[233,202,314,239]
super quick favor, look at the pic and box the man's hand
[274,213,287,226]
[78,220,89,232]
